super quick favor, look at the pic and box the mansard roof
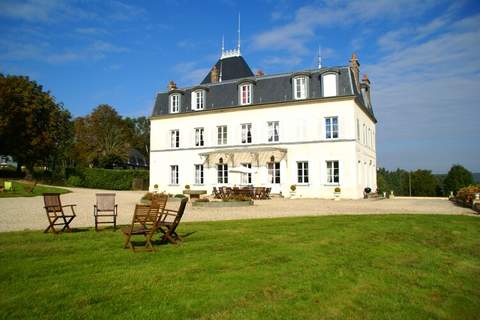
[201,56,254,84]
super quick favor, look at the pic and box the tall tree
[124,116,150,160]
[443,164,474,195]
[0,74,72,179]
[410,170,439,196]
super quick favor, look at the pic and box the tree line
[0,74,149,179]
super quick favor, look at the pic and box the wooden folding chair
[151,193,168,210]
[43,193,76,234]
[157,198,188,244]
[121,204,161,252]
[94,193,118,231]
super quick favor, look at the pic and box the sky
[0,0,479,173]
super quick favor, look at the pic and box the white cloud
[172,62,210,86]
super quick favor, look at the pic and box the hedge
[65,168,149,190]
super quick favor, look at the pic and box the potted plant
[334,187,341,200]
[290,184,297,198]
[153,184,159,193]
[185,184,190,190]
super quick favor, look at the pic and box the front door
[267,162,281,193]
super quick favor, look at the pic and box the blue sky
[1,0,479,173]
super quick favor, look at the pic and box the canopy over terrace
[199,147,287,168]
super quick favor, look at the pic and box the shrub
[0,167,24,179]
[290,185,296,192]
[195,198,210,202]
[334,187,341,193]
[65,167,148,190]
[222,194,252,202]
[185,184,190,190]
[455,185,480,205]
[174,194,186,198]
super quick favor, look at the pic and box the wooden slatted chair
[94,193,118,231]
[43,193,76,234]
[151,193,169,210]
[122,204,161,252]
[157,198,188,244]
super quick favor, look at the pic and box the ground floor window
[194,164,204,185]
[241,163,252,185]
[297,161,309,183]
[217,164,228,184]
[326,161,339,184]
[170,165,179,185]
[267,162,281,184]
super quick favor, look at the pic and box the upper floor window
[191,90,205,111]
[326,160,339,184]
[217,125,227,145]
[325,117,338,139]
[322,73,337,97]
[169,94,180,113]
[194,127,204,147]
[241,123,252,144]
[267,121,279,142]
[170,129,179,148]
[293,76,308,100]
[297,161,309,184]
[239,83,252,105]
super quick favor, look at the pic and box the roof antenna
[237,13,241,55]
[221,35,225,56]
[317,45,322,69]
[219,60,223,82]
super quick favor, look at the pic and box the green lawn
[0,181,70,198]
[0,215,479,319]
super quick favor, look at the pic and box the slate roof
[152,57,376,122]
[201,56,254,84]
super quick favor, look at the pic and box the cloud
[172,62,210,86]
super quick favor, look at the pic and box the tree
[410,169,439,196]
[72,104,130,168]
[0,74,72,179]
[443,164,474,195]
[124,116,150,160]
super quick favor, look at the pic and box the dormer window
[239,83,252,105]
[293,76,308,100]
[322,73,337,97]
[191,90,205,111]
[169,94,180,113]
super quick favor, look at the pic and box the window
[293,76,308,100]
[368,128,371,147]
[267,162,281,184]
[322,73,337,97]
[170,165,179,185]
[325,117,338,139]
[297,161,309,184]
[191,90,205,111]
[195,164,204,185]
[170,130,179,148]
[241,123,252,144]
[194,128,204,147]
[240,163,252,185]
[239,83,252,105]
[326,161,339,184]
[267,121,279,142]
[217,125,227,145]
[217,164,228,184]
[169,94,180,113]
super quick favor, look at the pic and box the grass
[0,181,70,198]
[0,214,479,319]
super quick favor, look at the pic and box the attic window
[191,90,205,111]
[293,76,308,100]
[322,73,337,97]
[239,83,252,105]
[169,94,181,113]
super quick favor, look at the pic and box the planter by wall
[192,200,254,207]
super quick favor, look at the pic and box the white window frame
[239,83,252,105]
[240,163,252,185]
[241,123,252,144]
[194,127,204,147]
[170,129,179,148]
[170,165,179,185]
[297,161,309,184]
[267,162,281,184]
[322,73,337,97]
[217,125,227,145]
[194,164,204,185]
[325,117,339,139]
[293,76,308,100]
[267,121,280,142]
[191,90,205,111]
[169,94,180,113]
[217,163,228,184]
[326,160,339,185]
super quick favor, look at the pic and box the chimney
[255,69,265,77]
[168,80,177,91]
[349,53,361,92]
[361,74,371,108]
[210,65,219,83]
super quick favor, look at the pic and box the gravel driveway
[0,187,476,232]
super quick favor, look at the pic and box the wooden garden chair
[157,198,188,244]
[151,193,169,210]
[43,193,76,234]
[265,188,272,199]
[94,193,118,231]
[122,204,161,252]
